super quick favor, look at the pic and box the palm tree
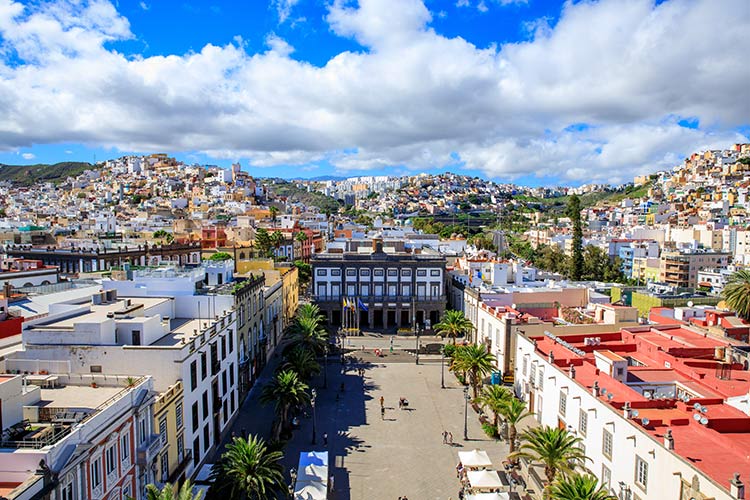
[452,345,495,399]
[269,206,279,226]
[209,435,285,500]
[259,370,311,440]
[145,481,202,500]
[282,345,321,380]
[723,269,750,320]
[499,397,532,456]
[290,316,328,354]
[511,426,588,492]
[549,474,615,500]
[296,303,324,324]
[476,385,511,430]
[434,310,475,344]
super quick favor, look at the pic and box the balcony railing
[136,434,164,465]
[313,295,445,304]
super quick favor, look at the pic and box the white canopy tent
[467,470,504,491]
[466,493,510,500]
[458,449,493,469]
[294,451,329,500]
[298,463,328,484]
[294,481,327,500]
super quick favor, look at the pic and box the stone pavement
[280,357,515,500]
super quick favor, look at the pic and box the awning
[294,480,327,500]
[458,449,493,469]
[299,451,329,468]
[298,463,328,484]
[467,470,504,490]
[466,493,510,500]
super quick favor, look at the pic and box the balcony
[313,295,446,304]
[136,434,164,465]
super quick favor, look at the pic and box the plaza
[278,348,515,500]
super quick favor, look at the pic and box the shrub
[482,422,499,439]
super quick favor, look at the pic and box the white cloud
[272,0,300,24]
[21,152,34,159]
[0,0,747,183]
[477,1,488,13]
[456,0,470,7]
[139,1,149,11]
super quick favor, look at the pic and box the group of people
[442,430,454,445]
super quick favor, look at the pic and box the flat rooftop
[30,297,170,329]
[36,384,124,410]
[151,318,203,347]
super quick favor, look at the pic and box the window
[201,352,207,379]
[559,391,567,416]
[202,391,209,420]
[601,464,611,489]
[193,437,200,466]
[635,455,648,491]
[177,433,185,461]
[229,363,235,387]
[138,416,148,445]
[61,480,73,500]
[192,403,199,431]
[579,409,588,436]
[537,367,544,390]
[228,331,233,353]
[106,445,117,475]
[160,451,169,481]
[190,361,197,391]
[330,269,341,276]
[430,269,441,276]
[530,364,536,386]
[159,417,167,445]
[360,268,370,277]
[417,269,427,277]
[121,433,130,462]
[222,370,227,395]
[90,457,101,489]
[176,403,183,430]
[346,268,356,276]
[387,269,398,277]
[316,269,326,276]
[602,429,613,459]
[203,425,210,452]
[374,268,384,277]
[523,357,528,376]
[401,269,411,277]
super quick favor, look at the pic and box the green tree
[282,345,321,380]
[269,206,279,225]
[259,370,311,441]
[295,231,309,243]
[566,194,584,280]
[208,251,233,261]
[434,310,475,345]
[290,316,328,354]
[549,474,615,500]
[511,426,588,493]
[468,233,496,251]
[476,384,512,431]
[254,228,272,258]
[209,435,285,500]
[452,345,496,399]
[293,260,311,285]
[270,230,285,258]
[499,397,532,456]
[723,269,750,320]
[145,481,202,500]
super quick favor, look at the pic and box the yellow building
[238,259,299,330]
[153,381,189,485]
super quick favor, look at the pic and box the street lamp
[463,386,470,441]
[415,325,421,365]
[311,389,317,445]
[289,467,297,499]
[441,346,445,389]
[323,345,328,389]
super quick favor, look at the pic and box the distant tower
[231,162,241,183]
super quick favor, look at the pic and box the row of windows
[90,432,131,493]
[190,336,232,391]
[316,268,442,277]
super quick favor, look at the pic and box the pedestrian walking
[380,396,384,408]
[323,432,328,445]
[448,432,454,445]
[442,430,448,444]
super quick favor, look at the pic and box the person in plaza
[442,430,448,444]
[380,395,384,408]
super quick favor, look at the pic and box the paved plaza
[280,354,514,500]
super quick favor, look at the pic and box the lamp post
[289,467,297,499]
[311,389,317,445]
[415,325,420,365]
[463,386,469,440]
[323,345,328,389]
[441,346,445,389]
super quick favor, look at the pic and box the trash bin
[490,371,501,385]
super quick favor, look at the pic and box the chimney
[623,401,631,419]
[569,364,576,380]
[731,473,745,500]
[548,350,555,364]
[664,429,674,450]
[592,381,600,397]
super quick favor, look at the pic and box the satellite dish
[601,388,608,395]
[631,409,640,418]
[693,413,702,421]
[687,301,694,307]
[700,406,708,414]
[693,403,701,410]
[607,393,614,400]
[642,418,650,426]
[700,417,709,425]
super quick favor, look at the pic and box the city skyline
[0,0,748,186]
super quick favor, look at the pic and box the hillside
[0,161,94,186]
[515,181,653,214]
[270,180,342,214]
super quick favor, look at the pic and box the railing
[313,295,446,303]
[136,433,164,465]
[0,425,72,449]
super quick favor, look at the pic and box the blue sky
[0,0,747,185]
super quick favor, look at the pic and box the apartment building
[660,250,731,288]
[514,325,748,500]
[0,373,154,500]
[312,238,446,329]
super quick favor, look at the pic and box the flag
[358,298,369,312]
